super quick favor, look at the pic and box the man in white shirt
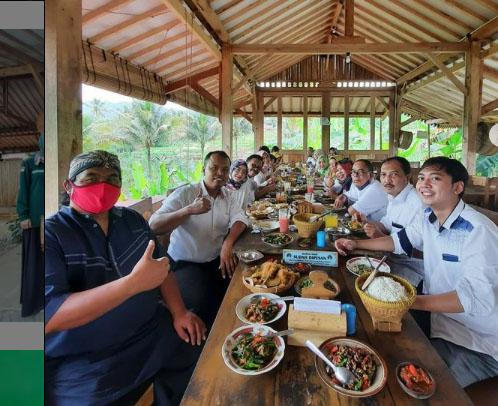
[149,151,249,328]
[363,157,425,287]
[335,159,388,221]
[336,157,498,388]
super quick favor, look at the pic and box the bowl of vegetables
[222,325,285,376]
[314,337,387,398]
[346,257,390,277]
[236,293,287,325]
[262,232,294,248]
[396,362,436,399]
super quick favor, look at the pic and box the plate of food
[396,362,436,399]
[262,232,294,248]
[346,257,390,277]
[314,337,387,397]
[242,260,298,294]
[235,293,287,325]
[238,250,264,264]
[247,206,274,220]
[291,262,312,274]
[222,324,285,376]
[344,219,366,235]
[294,274,340,299]
[252,220,280,233]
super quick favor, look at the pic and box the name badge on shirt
[442,253,459,262]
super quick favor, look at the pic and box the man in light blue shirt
[336,157,498,387]
[363,157,425,286]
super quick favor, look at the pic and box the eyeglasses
[351,169,369,176]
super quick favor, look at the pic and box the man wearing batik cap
[45,150,205,405]
[16,111,44,317]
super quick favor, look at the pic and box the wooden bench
[465,176,498,211]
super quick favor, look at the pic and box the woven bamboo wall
[0,159,21,207]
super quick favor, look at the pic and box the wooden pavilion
[0,29,44,210]
[45,0,498,214]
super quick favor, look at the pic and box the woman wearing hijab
[226,159,248,191]
[327,159,353,200]
[316,155,329,178]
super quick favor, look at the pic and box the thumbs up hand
[187,189,211,215]
[127,240,169,294]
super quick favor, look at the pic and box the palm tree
[185,112,220,160]
[232,117,252,156]
[119,101,172,178]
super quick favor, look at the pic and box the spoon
[266,328,295,338]
[361,255,388,291]
[251,295,294,303]
[309,211,332,223]
[365,255,375,269]
[305,340,355,386]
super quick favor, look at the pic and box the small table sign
[283,249,338,267]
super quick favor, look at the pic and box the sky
[82,84,188,112]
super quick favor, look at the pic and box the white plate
[346,257,391,277]
[253,220,280,232]
[235,293,287,325]
[238,250,264,264]
[222,325,285,376]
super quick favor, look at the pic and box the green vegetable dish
[352,264,373,276]
[231,333,277,370]
[263,233,291,245]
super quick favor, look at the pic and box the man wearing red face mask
[44,150,205,405]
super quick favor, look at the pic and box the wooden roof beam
[114,21,180,55]
[471,15,498,41]
[481,98,498,115]
[483,65,498,83]
[82,0,132,25]
[188,0,229,42]
[160,0,221,61]
[191,82,218,106]
[89,5,167,43]
[164,66,219,93]
[0,64,43,78]
[403,60,465,94]
[344,0,354,37]
[426,53,467,94]
[232,42,468,55]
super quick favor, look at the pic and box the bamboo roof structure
[0,29,44,154]
[81,0,498,124]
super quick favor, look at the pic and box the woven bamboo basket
[355,272,416,332]
[293,213,324,238]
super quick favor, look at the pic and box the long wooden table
[180,231,472,405]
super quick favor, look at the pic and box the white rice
[366,276,408,302]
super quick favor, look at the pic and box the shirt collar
[356,179,371,191]
[200,181,226,199]
[426,199,465,232]
[390,183,413,202]
[61,205,122,221]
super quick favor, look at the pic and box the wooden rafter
[263,97,277,110]
[191,82,218,106]
[164,66,219,93]
[165,61,218,82]
[483,65,498,83]
[160,0,221,61]
[481,98,498,115]
[156,49,208,75]
[403,60,465,94]
[0,64,43,78]
[89,6,167,43]
[112,26,166,53]
[0,41,42,69]
[471,15,498,41]
[189,0,229,42]
[232,42,468,55]
[426,53,466,94]
[82,0,132,24]
[127,27,189,60]
[143,39,202,68]
[344,0,354,37]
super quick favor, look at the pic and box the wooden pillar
[345,0,354,37]
[321,92,330,152]
[303,96,308,150]
[45,0,83,216]
[220,43,233,157]
[370,97,375,150]
[277,96,282,148]
[254,88,264,149]
[388,94,395,155]
[462,41,482,175]
[344,95,349,153]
